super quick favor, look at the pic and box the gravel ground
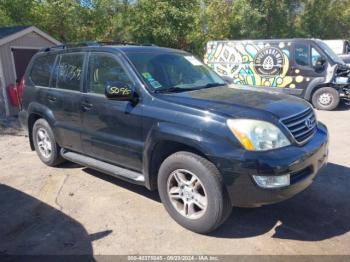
[0,104,350,255]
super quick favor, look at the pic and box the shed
[0,26,61,118]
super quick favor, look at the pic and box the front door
[289,43,326,93]
[81,52,143,171]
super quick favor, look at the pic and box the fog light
[253,174,290,188]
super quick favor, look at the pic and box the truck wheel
[32,119,65,166]
[157,151,231,234]
[311,87,340,110]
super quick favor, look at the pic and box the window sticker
[184,56,203,66]
[142,72,153,79]
[149,80,162,89]
[142,72,163,89]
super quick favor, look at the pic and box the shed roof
[0,25,61,46]
[0,26,31,40]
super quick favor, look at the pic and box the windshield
[317,40,345,65]
[126,52,226,92]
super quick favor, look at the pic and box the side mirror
[105,81,135,101]
[314,57,326,72]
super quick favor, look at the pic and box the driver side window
[88,53,131,94]
[311,47,321,67]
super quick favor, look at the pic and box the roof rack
[41,41,157,52]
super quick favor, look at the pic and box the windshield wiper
[199,82,226,89]
[154,87,198,93]
[154,83,226,93]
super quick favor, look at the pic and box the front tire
[33,119,65,166]
[311,87,340,111]
[158,151,231,234]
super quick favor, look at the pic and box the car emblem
[305,118,313,129]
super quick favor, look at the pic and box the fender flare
[28,102,55,125]
[303,77,326,101]
[142,122,226,190]
[27,102,62,145]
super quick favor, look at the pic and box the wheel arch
[303,77,328,101]
[143,122,217,191]
[27,102,57,150]
[28,112,43,150]
[145,139,210,190]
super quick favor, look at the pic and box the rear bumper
[216,123,329,207]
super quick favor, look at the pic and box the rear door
[48,52,86,152]
[80,52,143,171]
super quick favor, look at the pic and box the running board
[61,149,145,182]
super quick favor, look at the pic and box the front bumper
[217,122,328,207]
[340,86,350,100]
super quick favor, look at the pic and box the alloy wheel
[36,127,52,158]
[318,92,332,106]
[167,169,208,220]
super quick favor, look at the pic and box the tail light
[7,83,19,107]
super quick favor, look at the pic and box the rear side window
[295,44,310,66]
[29,55,56,87]
[54,53,84,91]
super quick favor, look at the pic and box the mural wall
[204,41,307,89]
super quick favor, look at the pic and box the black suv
[19,43,329,233]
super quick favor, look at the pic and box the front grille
[281,107,317,144]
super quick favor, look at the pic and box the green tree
[76,0,132,42]
[230,0,301,39]
[1,0,350,55]
[105,0,134,42]
[34,0,84,42]
[0,7,12,26]
[129,0,201,51]
[0,0,133,43]
[204,0,232,40]
[299,0,350,39]
[0,0,39,26]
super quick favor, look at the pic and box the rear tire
[157,151,231,234]
[33,119,65,167]
[311,87,340,111]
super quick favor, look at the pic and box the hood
[157,85,310,119]
[338,54,350,64]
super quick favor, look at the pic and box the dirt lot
[0,104,350,255]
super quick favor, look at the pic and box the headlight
[227,119,290,151]
[335,77,349,84]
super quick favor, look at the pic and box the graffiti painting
[204,41,306,89]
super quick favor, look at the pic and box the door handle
[47,96,57,102]
[81,102,93,111]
